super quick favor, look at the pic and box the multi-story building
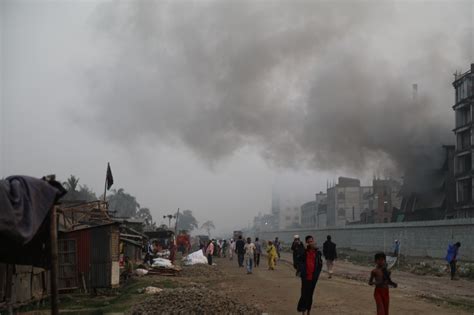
[300,201,317,228]
[327,177,367,226]
[372,179,401,223]
[317,204,327,228]
[279,202,301,229]
[270,188,281,230]
[453,63,474,218]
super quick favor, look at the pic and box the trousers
[297,279,317,312]
[237,253,244,267]
[374,287,389,315]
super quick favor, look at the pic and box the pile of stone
[131,287,261,315]
[180,263,225,279]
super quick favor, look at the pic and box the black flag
[106,162,114,190]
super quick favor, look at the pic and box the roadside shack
[0,175,65,314]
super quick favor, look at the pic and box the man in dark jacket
[323,235,337,279]
[297,235,323,315]
[291,235,305,276]
[235,235,246,267]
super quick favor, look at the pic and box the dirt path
[212,255,471,315]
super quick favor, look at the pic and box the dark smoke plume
[83,1,472,175]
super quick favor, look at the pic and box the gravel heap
[180,264,226,279]
[131,287,261,315]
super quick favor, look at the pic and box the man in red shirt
[297,235,323,315]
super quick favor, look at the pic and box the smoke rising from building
[82,1,472,176]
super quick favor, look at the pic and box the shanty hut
[119,226,146,265]
[0,175,65,312]
[58,222,120,292]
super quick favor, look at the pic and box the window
[457,154,472,174]
[456,77,473,103]
[384,218,388,223]
[457,179,472,203]
[456,107,471,127]
[457,130,471,150]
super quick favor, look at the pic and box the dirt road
[213,255,472,315]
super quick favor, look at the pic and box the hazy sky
[1,0,472,234]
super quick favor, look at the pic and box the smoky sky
[83,0,473,175]
[1,0,473,234]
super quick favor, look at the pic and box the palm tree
[201,220,215,237]
[63,175,80,192]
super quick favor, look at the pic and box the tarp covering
[0,176,65,267]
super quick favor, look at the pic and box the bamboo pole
[50,206,59,315]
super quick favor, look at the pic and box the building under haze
[453,63,474,218]
[326,177,371,227]
[300,201,316,228]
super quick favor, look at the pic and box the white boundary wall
[259,218,474,260]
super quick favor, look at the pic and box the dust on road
[213,255,471,315]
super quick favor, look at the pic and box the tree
[107,188,140,218]
[201,220,215,237]
[63,175,80,192]
[77,185,97,202]
[176,210,198,232]
[136,207,153,226]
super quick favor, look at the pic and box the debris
[182,249,208,266]
[131,287,260,314]
[144,286,163,294]
[135,268,149,276]
[152,258,173,268]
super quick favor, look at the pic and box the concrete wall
[259,218,474,260]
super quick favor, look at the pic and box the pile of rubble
[180,263,226,279]
[131,287,261,315]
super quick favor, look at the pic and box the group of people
[291,234,398,315]
[204,232,462,315]
[203,238,231,265]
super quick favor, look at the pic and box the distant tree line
[61,175,214,234]
[62,175,155,229]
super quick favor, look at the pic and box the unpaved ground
[212,254,473,315]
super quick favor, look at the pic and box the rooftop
[453,63,473,84]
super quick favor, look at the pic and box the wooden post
[50,206,59,315]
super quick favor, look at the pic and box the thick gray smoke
[84,1,472,175]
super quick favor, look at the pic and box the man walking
[445,242,461,280]
[244,237,256,274]
[274,237,281,261]
[254,237,262,267]
[323,235,337,279]
[206,240,214,266]
[229,239,235,260]
[291,235,305,276]
[235,235,246,267]
[297,235,323,315]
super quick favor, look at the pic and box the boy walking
[369,252,397,315]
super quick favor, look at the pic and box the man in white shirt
[244,237,256,274]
